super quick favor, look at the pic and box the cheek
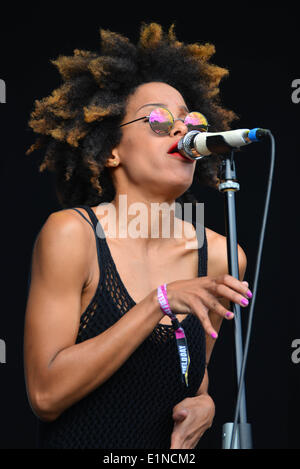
[120,132,147,156]
[119,133,163,167]
[119,133,195,181]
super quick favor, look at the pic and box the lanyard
[157,284,190,387]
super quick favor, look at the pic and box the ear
[105,147,120,168]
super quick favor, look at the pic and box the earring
[113,161,118,166]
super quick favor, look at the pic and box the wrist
[149,288,165,322]
[195,393,215,412]
[195,393,215,427]
[196,367,209,396]
[195,390,210,399]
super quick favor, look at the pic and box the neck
[95,193,186,247]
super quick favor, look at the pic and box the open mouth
[167,141,193,162]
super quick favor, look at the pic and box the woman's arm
[24,211,164,422]
[169,236,247,449]
[205,235,248,366]
[193,235,247,401]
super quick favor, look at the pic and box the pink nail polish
[241,298,249,306]
[211,332,218,339]
[247,290,253,299]
[226,312,234,319]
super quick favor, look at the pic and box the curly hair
[26,23,237,209]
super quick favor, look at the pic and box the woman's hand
[170,394,215,449]
[165,276,251,338]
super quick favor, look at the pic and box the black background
[0,6,298,450]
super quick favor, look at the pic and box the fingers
[212,283,251,308]
[190,275,253,339]
[189,299,219,339]
[215,274,252,300]
[166,276,252,341]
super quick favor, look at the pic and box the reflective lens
[148,108,174,134]
[147,108,209,135]
[184,112,209,132]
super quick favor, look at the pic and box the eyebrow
[136,103,189,114]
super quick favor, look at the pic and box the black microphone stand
[218,152,252,449]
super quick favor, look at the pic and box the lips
[168,141,180,155]
[167,141,193,163]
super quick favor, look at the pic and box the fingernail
[241,298,249,306]
[226,312,234,319]
[242,281,249,287]
[247,290,253,299]
[211,332,218,339]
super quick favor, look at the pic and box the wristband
[157,284,190,387]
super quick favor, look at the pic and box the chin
[171,177,193,194]
[166,183,193,201]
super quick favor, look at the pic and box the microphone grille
[178,130,201,159]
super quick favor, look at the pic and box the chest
[113,242,199,304]
[81,238,199,325]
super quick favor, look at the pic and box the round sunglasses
[120,107,209,135]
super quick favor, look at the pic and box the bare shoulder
[37,208,92,251]
[32,208,93,288]
[206,227,247,279]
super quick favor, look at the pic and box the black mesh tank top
[37,205,207,449]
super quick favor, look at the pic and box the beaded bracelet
[157,284,190,387]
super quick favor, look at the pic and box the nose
[169,119,188,138]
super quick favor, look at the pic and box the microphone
[177,128,270,160]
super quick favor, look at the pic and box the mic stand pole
[219,153,252,449]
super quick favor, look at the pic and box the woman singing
[24,23,250,449]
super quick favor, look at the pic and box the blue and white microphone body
[177,128,270,160]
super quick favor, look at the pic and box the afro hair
[26,23,237,208]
